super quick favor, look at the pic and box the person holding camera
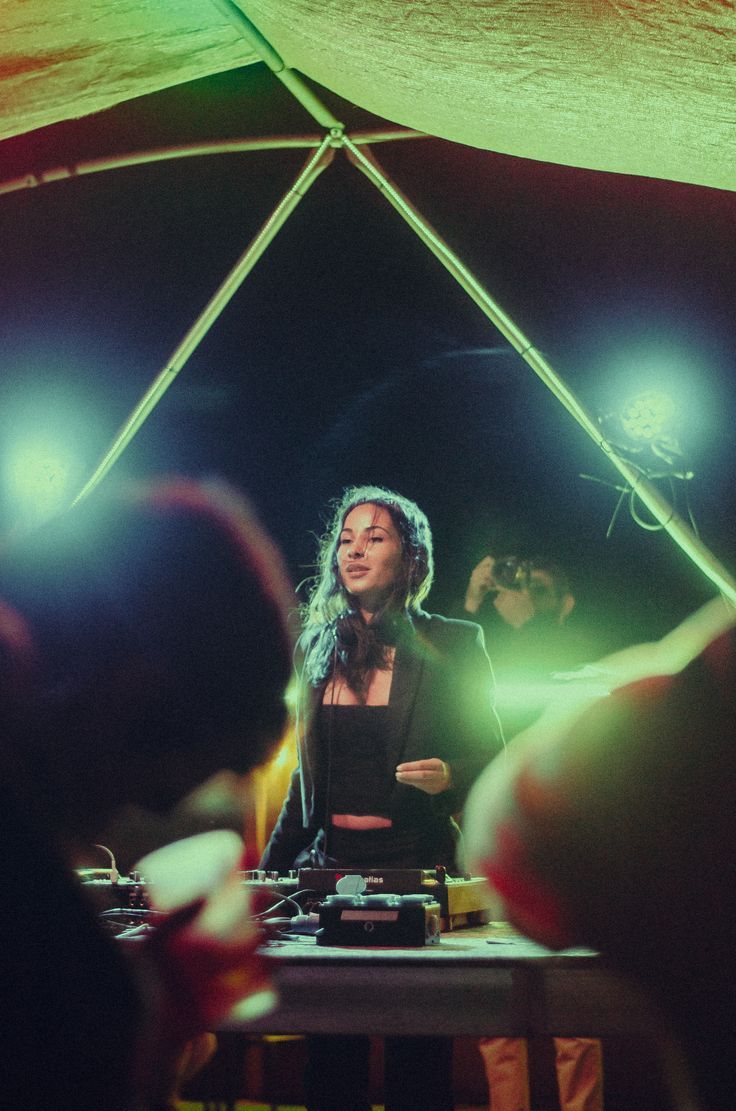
[457,552,603,1111]
[464,554,576,630]
[457,553,588,736]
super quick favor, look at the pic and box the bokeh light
[3,437,80,529]
[591,335,715,457]
[0,379,99,534]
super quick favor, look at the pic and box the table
[229,922,664,1040]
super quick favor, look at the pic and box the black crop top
[319,704,396,816]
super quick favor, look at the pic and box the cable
[98,907,162,918]
[251,889,317,919]
[261,912,322,937]
[630,478,676,532]
[606,486,629,539]
[684,482,701,538]
[93,843,119,883]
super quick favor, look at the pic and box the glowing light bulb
[619,390,676,442]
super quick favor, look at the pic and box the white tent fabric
[1,0,258,141]
[1,1,734,191]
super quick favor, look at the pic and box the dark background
[1,63,734,650]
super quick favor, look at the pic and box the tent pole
[0,130,425,199]
[342,137,736,604]
[73,136,335,504]
[209,0,344,132]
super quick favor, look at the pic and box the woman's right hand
[395,758,452,795]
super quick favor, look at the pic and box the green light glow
[10,444,69,499]
[0,384,95,531]
[595,338,711,449]
[495,676,611,713]
[4,438,78,525]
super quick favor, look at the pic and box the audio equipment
[316,892,441,947]
[295,868,494,927]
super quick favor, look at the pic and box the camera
[492,555,533,592]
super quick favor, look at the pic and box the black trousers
[304,1033,454,1111]
[301,822,458,1111]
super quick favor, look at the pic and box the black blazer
[260,611,502,873]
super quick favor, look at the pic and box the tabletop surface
[226,921,658,1039]
[261,921,600,967]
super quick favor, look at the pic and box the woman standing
[261,485,502,1111]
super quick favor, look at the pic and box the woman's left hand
[395,758,452,795]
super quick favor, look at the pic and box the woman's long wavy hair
[301,485,434,696]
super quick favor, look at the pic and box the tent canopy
[2,0,734,191]
[1,2,735,606]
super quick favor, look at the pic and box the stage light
[3,437,81,529]
[619,389,676,443]
[0,376,103,534]
[593,369,696,489]
[594,324,726,466]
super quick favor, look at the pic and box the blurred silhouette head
[0,477,294,829]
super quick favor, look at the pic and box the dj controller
[79,865,494,947]
[256,867,492,922]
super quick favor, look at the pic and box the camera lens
[493,556,529,591]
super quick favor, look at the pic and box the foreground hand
[143,899,275,1036]
[123,902,273,1109]
[395,758,452,795]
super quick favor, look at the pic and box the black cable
[629,478,675,532]
[606,486,629,539]
[320,633,339,862]
[684,482,701,537]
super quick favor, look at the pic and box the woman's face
[336,502,405,616]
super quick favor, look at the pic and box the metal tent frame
[6,0,735,603]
